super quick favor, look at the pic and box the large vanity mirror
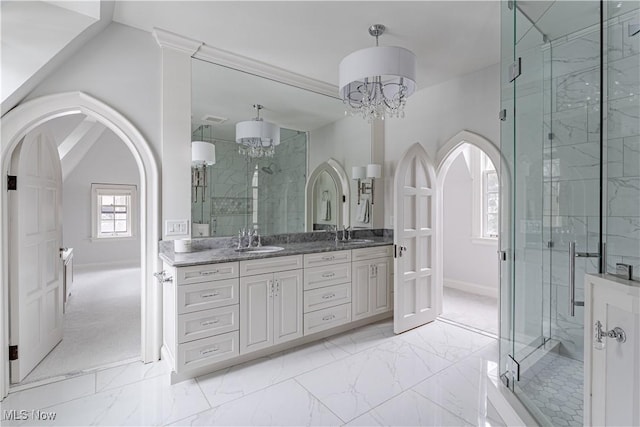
[191,57,372,237]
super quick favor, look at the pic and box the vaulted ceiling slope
[115,1,500,91]
[0,0,112,116]
[2,1,500,116]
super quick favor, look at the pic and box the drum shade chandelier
[235,104,280,158]
[339,24,417,121]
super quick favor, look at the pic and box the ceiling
[113,1,501,91]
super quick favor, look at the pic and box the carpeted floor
[440,286,498,336]
[22,267,141,384]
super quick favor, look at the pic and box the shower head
[261,163,280,175]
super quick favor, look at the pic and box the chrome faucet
[329,225,339,243]
[342,225,351,241]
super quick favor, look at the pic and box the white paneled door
[393,143,438,334]
[9,131,63,383]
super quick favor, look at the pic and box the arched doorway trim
[434,130,507,315]
[0,92,161,398]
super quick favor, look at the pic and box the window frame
[470,149,499,243]
[91,183,137,241]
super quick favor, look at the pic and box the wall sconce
[191,125,216,202]
[352,164,381,205]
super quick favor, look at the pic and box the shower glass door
[500,1,604,425]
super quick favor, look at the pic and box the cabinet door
[371,258,391,314]
[240,273,273,354]
[352,259,372,321]
[273,269,303,345]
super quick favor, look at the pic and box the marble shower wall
[191,130,307,237]
[542,8,640,361]
[606,8,640,280]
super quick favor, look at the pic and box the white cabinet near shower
[239,255,303,354]
[584,274,640,427]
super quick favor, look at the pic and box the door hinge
[7,175,17,191]
[509,57,522,82]
[9,345,18,361]
[342,195,346,203]
[499,109,507,121]
[508,354,520,381]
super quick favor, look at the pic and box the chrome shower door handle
[569,242,576,317]
[569,241,593,317]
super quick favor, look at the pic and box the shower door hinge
[499,109,507,121]
[7,175,17,191]
[548,133,555,140]
[342,195,346,203]
[498,250,507,261]
[509,58,522,82]
[508,354,520,382]
[547,241,554,249]
[9,345,18,361]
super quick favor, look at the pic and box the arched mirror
[306,158,350,231]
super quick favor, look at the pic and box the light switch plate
[165,219,189,236]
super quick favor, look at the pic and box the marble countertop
[159,235,394,267]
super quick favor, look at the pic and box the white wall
[63,128,140,267]
[383,63,500,228]
[23,22,161,162]
[443,152,498,293]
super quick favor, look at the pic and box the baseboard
[74,259,141,272]
[444,278,498,298]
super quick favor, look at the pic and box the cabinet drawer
[177,279,239,314]
[240,255,303,276]
[303,303,352,335]
[304,263,351,290]
[176,262,239,285]
[176,331,239,373]
[304,283,351,313]
[177,305,239,344]
[351,245,392,262]
[304,250,351,268]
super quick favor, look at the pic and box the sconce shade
[352,166,367,180]
[192,141,216,166]
[367,164,382,178]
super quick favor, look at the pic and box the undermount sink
[235,245,285,253]
[341,239,374,244]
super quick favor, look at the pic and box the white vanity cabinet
[303,251,353,335]
[162,261,240,373]
[161,243,394,382]
[351,247,393,321]
[239,255,303,354]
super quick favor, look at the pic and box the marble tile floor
[0,319,508,426]
[440,286,499,336]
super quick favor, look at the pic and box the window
[91,184,137,239]
[470,148,499,241]
[481,153,499,238]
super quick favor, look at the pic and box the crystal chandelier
[235,104,280,158]
[339,24,417,121]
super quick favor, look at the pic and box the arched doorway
[0,92,161,398]
[435,130,505,335]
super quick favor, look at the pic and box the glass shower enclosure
[500,1,640,425]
